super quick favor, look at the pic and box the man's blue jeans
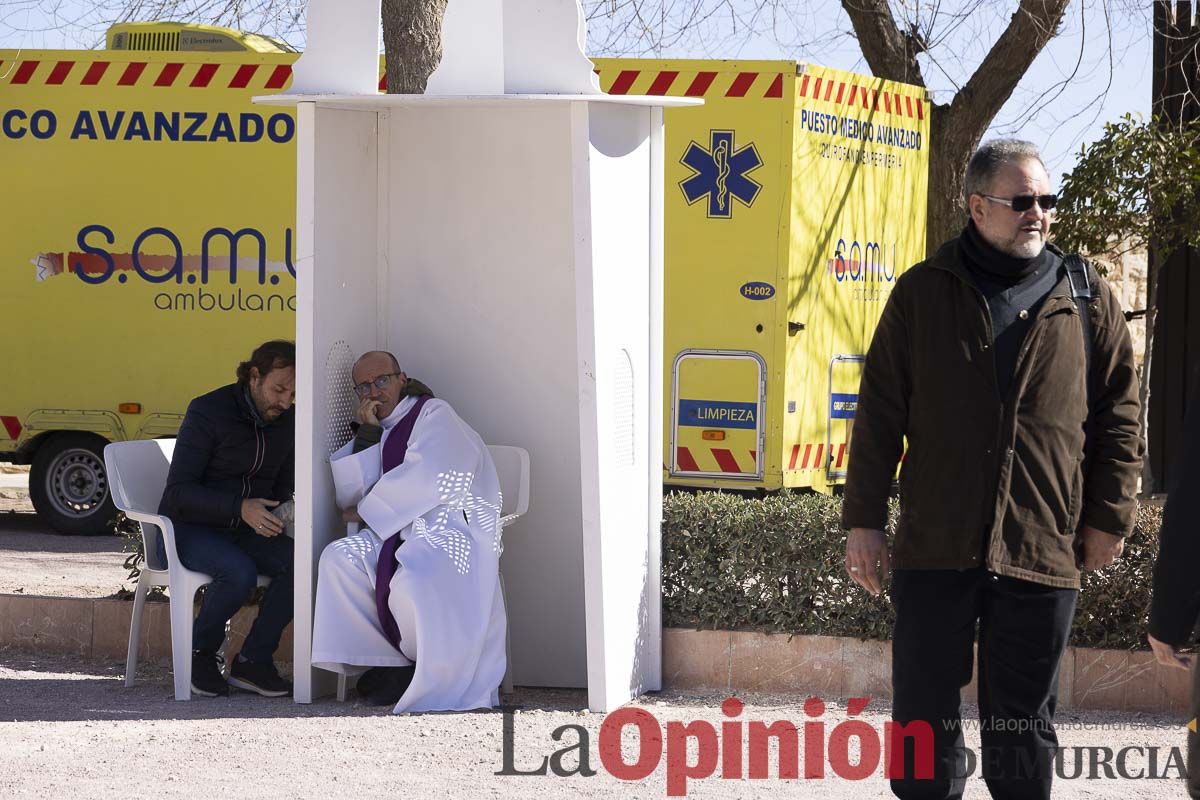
[157,524,294,664]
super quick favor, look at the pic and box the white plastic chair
[333,444,530,700]
[104,439,270,701]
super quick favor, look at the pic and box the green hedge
[662,491,1163,651]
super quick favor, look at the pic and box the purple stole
[373,395,432,653]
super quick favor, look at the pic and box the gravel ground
[0,511,131,598]
[0,650,1190,799]
[0,464,1191,798]
[0,466,132,598]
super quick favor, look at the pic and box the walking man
[842,139,1142,799]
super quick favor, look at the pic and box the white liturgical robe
[311,396,507,712]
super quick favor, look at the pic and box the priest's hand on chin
[241,498,284,537]
[356,397,383,426]
[342,506,364,525]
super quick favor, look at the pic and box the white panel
[293,106,381,702]
[382,104,588,688]
[580,102,655,711]
[502,0,601,95]
[425,0,504,95]
[612,350,635,466]
[289,0,381,96]
[427,0,601,96]
[376,111,392,348]
[645,105,665,692]
[255,94,700,111]
[324,343,357,458]
[293,101,318,704]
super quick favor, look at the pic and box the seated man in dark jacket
[159,339,296,698]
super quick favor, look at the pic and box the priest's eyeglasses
[353,372,403,397]
[981,193,1058,213]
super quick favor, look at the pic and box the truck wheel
[29,433,116,536]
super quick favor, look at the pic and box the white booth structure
[257,0,697,711]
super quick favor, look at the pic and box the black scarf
[959,219,1050,288]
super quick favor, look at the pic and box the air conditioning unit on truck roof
[0,27,928,534]
[106,21,295,54]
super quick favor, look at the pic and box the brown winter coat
[841,239,1143,589]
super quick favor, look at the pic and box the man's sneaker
[190,651,229,698]
[228,658,292,697]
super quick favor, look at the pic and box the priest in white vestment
[312,351,507,712]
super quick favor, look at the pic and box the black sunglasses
[981,193,1058,212]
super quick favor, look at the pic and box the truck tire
[29,432,116,536]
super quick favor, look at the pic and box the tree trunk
[921,96,1004,254]
[381,0,449,94]
[924,105,973,253]
[925,119,961,253]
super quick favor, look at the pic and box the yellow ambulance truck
[0,24,927,534]
[594,60,929,493]
[0,25,298,533]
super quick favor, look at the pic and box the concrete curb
[0,593,1187,713]
[0,593,293,666]
[663,628,1192,714]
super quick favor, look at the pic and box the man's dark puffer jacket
[159,383,295,530]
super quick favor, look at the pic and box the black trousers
[889,568,1077,800]
[159,524,294,663]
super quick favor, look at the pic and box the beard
[250,387,280,419]
[1003,232,1045,259]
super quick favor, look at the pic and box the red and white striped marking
[0,416,22,441]
[676,446,701,472]
[676,446,760,474]
[603,69,783,100]
[674,442,854,475]
[797,73,923,119]
[787,442,850,471]
[2,59,294,90]
[597,67,925,118]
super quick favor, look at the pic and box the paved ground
[0,464,132,597]
[0,463,1191,797]
[0,650,1189,799]
[0,521,131,597]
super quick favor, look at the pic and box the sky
[0,0,1153,180]
[583,0,1154,181]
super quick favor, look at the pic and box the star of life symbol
[679,130,763,219]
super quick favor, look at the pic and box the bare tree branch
[839,0,927,85]
[944,0,1071,145]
